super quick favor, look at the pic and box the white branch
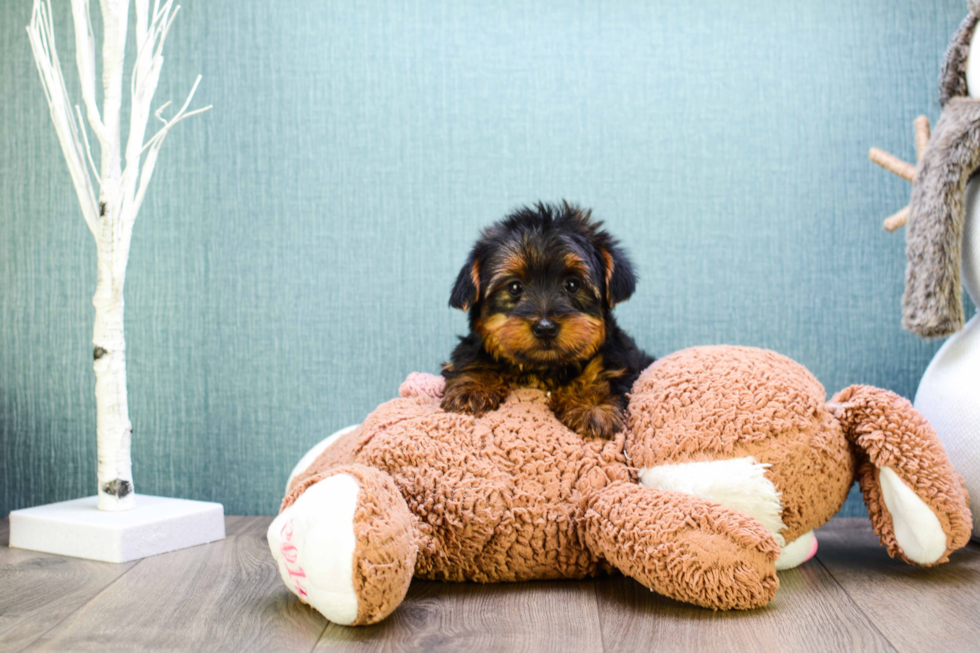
[75,105,102,186]
[70,0,106,145]
[135,0,149,51]
[98,0,131,186]
[27,0,99,237]
[121,0,176,229]
[128,75,211,223]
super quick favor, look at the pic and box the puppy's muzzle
[531,318,559,340]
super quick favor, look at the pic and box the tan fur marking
[487,248,527,292]
[563,253,600,296]
[475,313,511,361]
[556,314,606,361]
[495,319,539,359]
[563,252,590,277]
[441,369,511,416]
[550,357,627,439]
[470,260,481,304]
[600,248,615,306]
[479,312,605,366]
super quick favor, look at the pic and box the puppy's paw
[555,401,625,439]
[440,376,508,416]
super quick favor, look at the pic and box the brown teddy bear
[269,345,972,625]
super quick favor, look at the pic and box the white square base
[8,495,225,563]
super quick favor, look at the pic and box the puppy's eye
[507,281,523,297]
[564,278,580,293]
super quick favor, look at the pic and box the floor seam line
[814,552,900,653]
[593,578,609,653]
[307,621,331,652]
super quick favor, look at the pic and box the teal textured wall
[1,0,972,517]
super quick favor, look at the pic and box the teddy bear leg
[775,531,818,570]
[581,481,781,610]
[831,385,972,565]
[268,464,418,625]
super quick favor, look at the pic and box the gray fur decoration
[904,1,980,338]
[938,12,977,106]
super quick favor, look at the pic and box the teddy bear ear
[598,241,637,307]
[449,252,480,312]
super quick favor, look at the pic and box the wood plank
[25,516,326,653]
[0,518,139,653]
[315,579,604,653]
[594,538,896,653]
[7,514,972,652]
[815,517,980,653]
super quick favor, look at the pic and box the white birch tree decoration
[26,0,211,511]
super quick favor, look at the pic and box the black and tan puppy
[441,201,654,439]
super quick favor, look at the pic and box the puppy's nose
[532,318,559,340]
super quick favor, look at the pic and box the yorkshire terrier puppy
[441,201,654,439]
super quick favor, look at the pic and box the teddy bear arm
[581,481,780,610]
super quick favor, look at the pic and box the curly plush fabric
[288,385,634,583]
[398,372,447,399]
[582,481,780,610]
[362,389,632,582]
[275,345,972,623]
[627,346,856,544]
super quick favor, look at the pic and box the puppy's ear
[449,253,481,311]
[598,241,636,307]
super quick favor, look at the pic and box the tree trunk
[93,214,134,511]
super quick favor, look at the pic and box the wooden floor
[1,517,978,653]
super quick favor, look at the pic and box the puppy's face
[449,203,636,368]
[477,237,607,366]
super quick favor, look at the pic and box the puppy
[441,201,654,439]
